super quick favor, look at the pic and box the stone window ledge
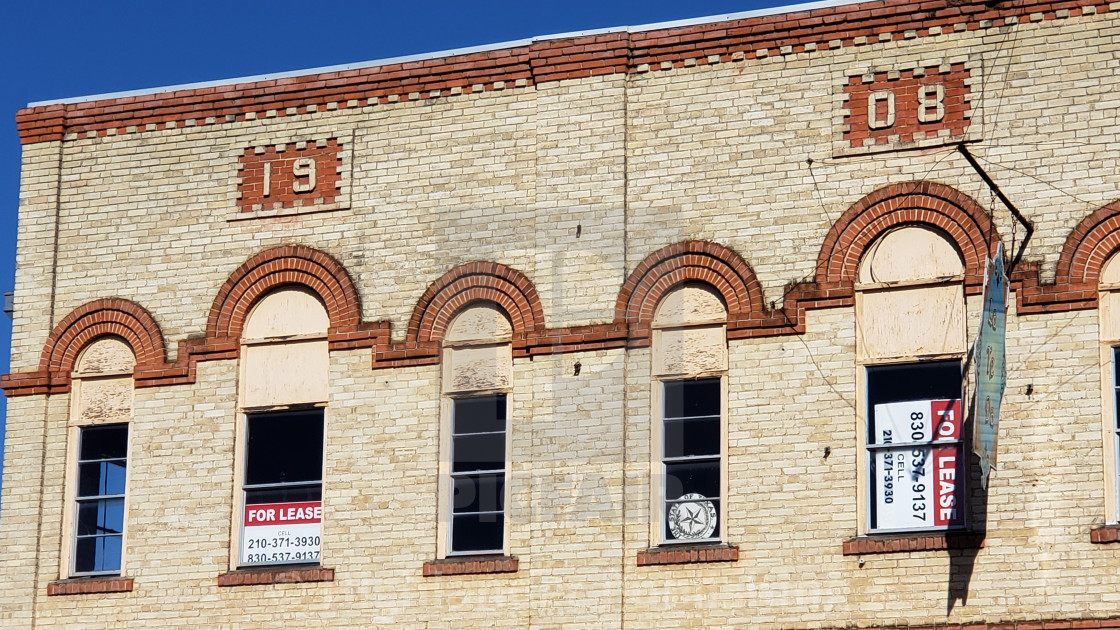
[48,576,134,596]
[1090,524,1120,544]
[217,566,334,587]
[842,532,984,555]
[423,555,519,577]
[637,543,739,566]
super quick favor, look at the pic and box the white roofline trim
[29,0,863,107]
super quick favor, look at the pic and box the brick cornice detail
[10,193,1120,395]
[636,544,739,566]
[406,261,546,344]
[47,576,134,596]
[1011,200,1120,315]
[206,244,381,351]
[842,532,984,555]
[422,556,519,577]
[614,240,799,342]
[1,298,175,397]
[217,566,334,586]
[808,180,998,304]
[16,1,1114,144]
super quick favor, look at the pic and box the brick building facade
[3,0,1120,627]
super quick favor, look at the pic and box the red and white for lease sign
[240,501,322,566]
[872,399,964,531]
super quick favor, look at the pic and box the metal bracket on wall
[957,143,1034,271]
[3,291,13,320]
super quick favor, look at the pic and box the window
[64,336,136,579]
[73,424,128,576]
[449,395,507,554]
[1112,348,1120,517]
[240,410,324,567]
[438,304,513,558]
[236,287,330,569]
[1097,254,1120,521]
[865,362,964,532]
[661,379,721,543]
[855,226,968,535]
[650,283,728,545]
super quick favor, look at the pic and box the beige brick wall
[3,7,1120,629]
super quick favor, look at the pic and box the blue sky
[0,0,809,494]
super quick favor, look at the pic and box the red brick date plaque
[237,138,344,214]
[842,62,973,152]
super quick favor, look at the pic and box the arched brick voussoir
[207,245,363,340]
[616,241,764,325]
[408,262,547,344]
[39,298,169,375]
[1055,201,1120,286]
[815,181,999,287]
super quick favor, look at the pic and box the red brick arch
[408,262,546,344]
[815,181,998,291]
[0,298,171,395]
[40,298,167,376]
[207,245,362,340]
[1055,200,1120,286]
[616,241,763,325]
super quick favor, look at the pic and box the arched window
[650,283,728,545]
[438,303,513,557]
[856,226,968,534]
[64,337,135,577]
[235,287,329,568]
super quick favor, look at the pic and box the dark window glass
[77,461,127,498]
[79,425,128,461]
[245,486,322,506]
[664,379,720,419]
[76,499,125,536]
[661,379,722,543]
[665,461,720,501]
[245,410,324,486]
[451,433,505,473]
[451,514,504,553]
[866,361,961,408]
[453,474,505,514]
[450,395,507,554]
[74,536,122,575]
[453,396,507,434]
[663,417,720,458]
[74,424,128,575]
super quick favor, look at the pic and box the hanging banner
[240,501,322,566]
[872,398,965,530]
[973,243,1008,488]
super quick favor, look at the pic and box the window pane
[453,473,505,514]
[245,410,324,486]
[451,513,504,553]
[452,433,506,473]
[664,417,720,458]
[74,535,123,574]
[866,361,961,410]
[77,460,127,498]
[79,425,128,461]
[453,396,506,435]
[665,460,719,501]
[664,379,720,419]
[76,498,124,536]
[1115,347,1120,387]
[664,498,720,542]
[245,485,322,505]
